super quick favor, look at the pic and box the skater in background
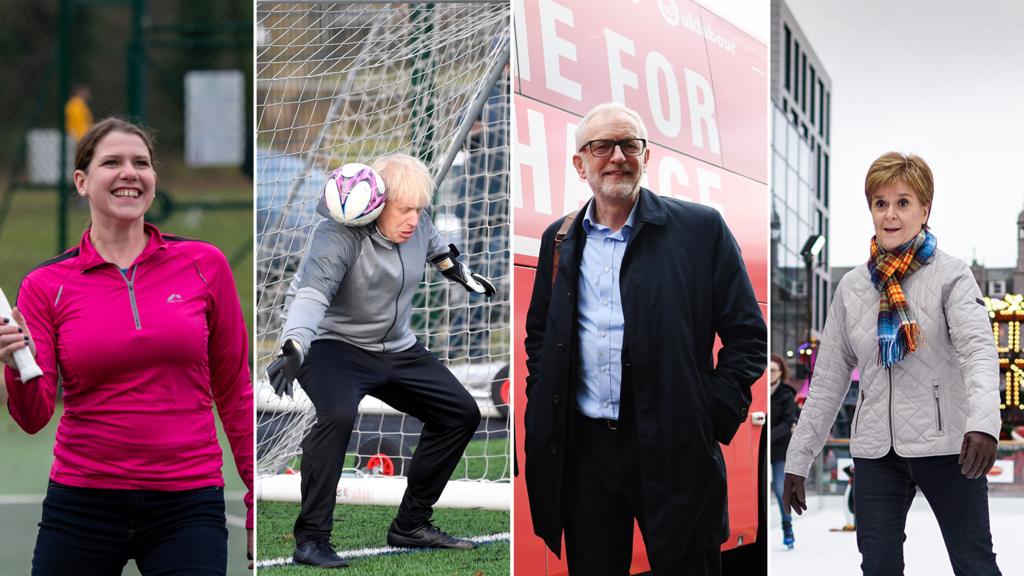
[783,152,1002,575]
[770,353,798,549]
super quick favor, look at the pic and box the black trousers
[854,449,1000,576]
[564,415,721,576]
[33,481,227,576]
[293,340,481,545]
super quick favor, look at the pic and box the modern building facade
[770,0,832,366]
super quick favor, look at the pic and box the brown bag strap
[551,209,579,288]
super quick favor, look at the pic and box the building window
[793,40,801,105]
[774,107,787,149]
[818,79,826,138]
[819,276,828,332]
[801,53,808,113]
[784,25,792,93]
[809,66,817,126]
[823,151,830,208]
[826,91,831,145]
[774,153,787,207]
[816,147,822,200]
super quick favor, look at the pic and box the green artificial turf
[257,502,509,575]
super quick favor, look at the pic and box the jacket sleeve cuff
[783,453,813,478]
[708,374,750,445]
[965,411,1002,443]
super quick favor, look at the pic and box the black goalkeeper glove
[267,339,303,398]
[430,243,496,298]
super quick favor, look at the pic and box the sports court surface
[0,405,252,575]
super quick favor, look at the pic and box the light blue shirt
[576,198,638,420]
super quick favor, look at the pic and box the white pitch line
[255,532,511,569]
[0,495,44,505]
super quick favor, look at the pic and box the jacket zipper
[888,367,895,448]
[117,265,142,330]
[854,389,864,434]
[933,384,943,432]
[380,245,403,344]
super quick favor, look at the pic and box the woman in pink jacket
[0,118,253,575]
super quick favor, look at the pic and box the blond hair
[371,153,432,208]
[864,152,934,208]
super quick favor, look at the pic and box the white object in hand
[0,287,43,381]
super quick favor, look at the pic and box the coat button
[552,394,560,405]
[549,444,558,454]
[740,407,748,419]
[555,343,566,352]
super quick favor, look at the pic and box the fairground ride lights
[985,294,1024,409]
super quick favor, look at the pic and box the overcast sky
[786,0,1024,267]
[700,0,769,44]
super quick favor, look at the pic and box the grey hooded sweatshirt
[280,197,448,355]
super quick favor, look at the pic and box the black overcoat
[523,188,767,563]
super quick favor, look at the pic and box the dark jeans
[854,449,1000,576]
[293,340,481,545]
[564,415,720,576]
[33,481,227,576]
[771,459,788,522]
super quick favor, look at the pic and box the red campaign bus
[512,0,768,572]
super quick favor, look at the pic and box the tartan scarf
[867,229,937,368]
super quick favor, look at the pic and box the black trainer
[386,520,477,550]
[293,540,349,568]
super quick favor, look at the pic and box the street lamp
[800,234,826,343]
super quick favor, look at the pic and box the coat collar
[77,222,168,272]
[563,187,667,241]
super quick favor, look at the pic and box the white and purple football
[323,163,387,226]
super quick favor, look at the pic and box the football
[323,163,387,226]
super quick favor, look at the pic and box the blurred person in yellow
[64,84,93,141]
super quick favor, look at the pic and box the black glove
[783,472,808,515]
[430,243,496,298]
[267,339,303,398]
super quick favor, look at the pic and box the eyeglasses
[578,138,647,157]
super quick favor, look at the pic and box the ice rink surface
[770,494,1024,575]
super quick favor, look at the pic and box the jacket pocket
[854,389,864,435]
[932,380,945,436]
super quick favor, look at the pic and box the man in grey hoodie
[267,153,496,568]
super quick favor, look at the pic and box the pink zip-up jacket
[4,224,254,528]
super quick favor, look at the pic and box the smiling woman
[72,120,158,267]
[0,117,254,575]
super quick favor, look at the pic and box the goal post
[255,0,511,509]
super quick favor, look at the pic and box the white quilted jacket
[785,249,1001,477]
